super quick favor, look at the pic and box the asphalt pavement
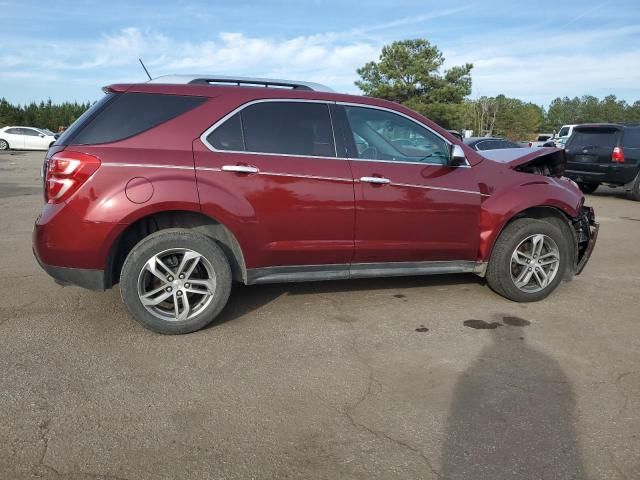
[1,150,638,479]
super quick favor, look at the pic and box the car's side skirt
[246,260,487,285]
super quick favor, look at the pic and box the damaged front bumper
[573,205,599,275]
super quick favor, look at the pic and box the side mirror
[39,133,45,138]
[448,144,467,167]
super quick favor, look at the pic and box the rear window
[622,128,640,148]
[569,129,619,148]
[558,127,570,137]
[60,92,206,146]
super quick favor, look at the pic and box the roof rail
[148,74,335,93]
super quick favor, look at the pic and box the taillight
[528,142,533,147]
[612,146,625,163]
[45,151,100,203]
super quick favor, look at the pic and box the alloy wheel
[510,234,560,293]
[137,248,217,321]
[0,140,8,150]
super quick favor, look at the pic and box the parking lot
[1,150,638,479]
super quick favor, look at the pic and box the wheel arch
[481,205,578,280]
[106,210,247,288]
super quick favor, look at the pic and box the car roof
[103,76,464,146]
[574,123,626,130]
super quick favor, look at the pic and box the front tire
[120,229,232,334]
[486,218,570,302]
[0,139,9,150]
[577,182,598,194]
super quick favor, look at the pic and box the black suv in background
[565,124,640,199]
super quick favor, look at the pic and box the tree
[355,39,472,128]
[0,98,91,130]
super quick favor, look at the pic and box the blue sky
[1,0,639,106]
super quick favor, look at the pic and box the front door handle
[222,165,259,174]
[360,176,391,185]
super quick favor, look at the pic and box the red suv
[33,75,598,334]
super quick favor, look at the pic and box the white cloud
[1,8,639,105]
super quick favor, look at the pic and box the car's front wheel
[486,218,571,302]
[120,229,232,334]
[0,139,9,150]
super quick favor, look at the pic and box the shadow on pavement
[212,273,484,327]
[441,323,585,479]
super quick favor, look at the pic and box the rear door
[5,128,25,149]
[194,100,355,271]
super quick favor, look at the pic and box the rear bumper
[566,163,638,186]
[33,247,106,291]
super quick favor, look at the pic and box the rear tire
[120,229,232,334]
[486,218,570,302]
[577,182,598,194]
[628,171,640,201]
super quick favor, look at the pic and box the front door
[194,100,355,271]
[337,104,481,264]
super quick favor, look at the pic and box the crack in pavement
[32,418,131,480]
[317,293,444,479]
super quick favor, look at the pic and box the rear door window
[240,102,336,157]
[207,113,244,151]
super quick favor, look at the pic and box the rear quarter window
[622,129,640,148]
[65,93,206,145]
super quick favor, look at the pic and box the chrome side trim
[101,163,193,170]
[348,157,471,168]
[259,171,353,183]
[195,166,353,183]
[198,98,471,168]
[246,260,487,285]
[389,181,489,197]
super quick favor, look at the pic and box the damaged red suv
[33,75,598,334]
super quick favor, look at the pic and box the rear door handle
[222,165,259,174]
[360,176,391,185]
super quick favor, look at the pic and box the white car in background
[0,126,57,151]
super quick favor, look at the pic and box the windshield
[558,127,570,137]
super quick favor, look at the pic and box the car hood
[481,147,561,166]
[481,147,566,177]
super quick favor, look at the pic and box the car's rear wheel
[0,139,9,150]
[628,171,640,201]
[486,218,570,302]
[120,229,232,334]
[577,182,599,194]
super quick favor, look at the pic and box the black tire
[628,171,640,201]
[120,229,232,334]
[486,218,571,302]
[0,139,9,151]
[577,182,599,194]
